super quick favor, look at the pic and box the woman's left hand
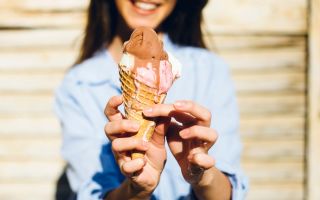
[143,100,217,184]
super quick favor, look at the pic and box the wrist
[191,167,232,200]
[191,167,215,189]
[128,179,154,200]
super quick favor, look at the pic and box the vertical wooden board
[307,0,320,199]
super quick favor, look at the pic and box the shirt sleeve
[54,72,124,200]
[206,55,249,199]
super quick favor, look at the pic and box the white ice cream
[119,52,182,79]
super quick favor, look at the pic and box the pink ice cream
[119,27,181,94]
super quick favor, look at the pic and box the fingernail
[174,101,185,108]
[143,108,153,114]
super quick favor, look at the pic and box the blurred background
[0,0,319,199]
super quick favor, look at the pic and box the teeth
[134,1,157,10]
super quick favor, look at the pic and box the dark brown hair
[76,0,208,64]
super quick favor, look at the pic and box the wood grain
[0,29,82,50]
[0,50,76,71]
[242,140,304,162]
[238,94,305,116]
[0,138,61,161]
[205,35,306,51]
[307,0,320,199]
[247,183,304,200]
[0,0,88,12]
[0,183,56,200]
[240,116,304,140]
[243,161,304,184]
[0,95,54,117]
[0,117,59,137]
[0,161,64,183]
[234,72,305,94]
[204,0,307,34]
[221,47,306,73]
[0,10,84,29]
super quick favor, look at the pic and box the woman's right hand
[104,95,169,198]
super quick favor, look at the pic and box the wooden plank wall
[204,0,307,199]
[0,0,308,199]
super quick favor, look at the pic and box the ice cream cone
[119,65,166,159]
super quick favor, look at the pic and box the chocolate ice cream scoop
[120,27,181,94]
[124,27,168,61]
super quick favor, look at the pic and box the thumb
[152,117,171,145]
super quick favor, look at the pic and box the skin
[104,0,232,199]
[114,0,177,30]
[104,96,232,200]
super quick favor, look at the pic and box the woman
[55,0,248,199]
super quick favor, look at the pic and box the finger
[169,111,197,125]
[152,117,171,146]
[121,158,146,175]
[189,153,215,170]
[105,95,124,121]
[105,120,140,139]
[179,126,218,146]
[112,138,148,152]
[142,104,175,117]
[145,104,197,126]
[166,123,184,152]
[173,100,211,126]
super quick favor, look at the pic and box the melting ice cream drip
[120,27,181,94]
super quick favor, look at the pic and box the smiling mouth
[130,0,161,11]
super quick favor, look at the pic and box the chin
[126,17,161,30]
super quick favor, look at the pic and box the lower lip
[130,1,159,15]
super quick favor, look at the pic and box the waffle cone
[119,65,166,159]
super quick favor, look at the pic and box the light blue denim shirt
[54,35,248,200]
